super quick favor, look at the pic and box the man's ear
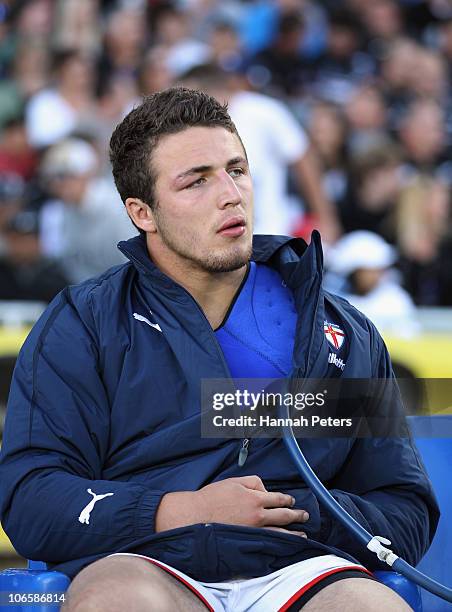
[125,198,157,233]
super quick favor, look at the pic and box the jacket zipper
[238,438,250,466]
[162,279,252,468]
[123,249,287,469]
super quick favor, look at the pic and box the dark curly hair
[109,87,241,211]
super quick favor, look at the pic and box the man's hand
[155,475,309,537]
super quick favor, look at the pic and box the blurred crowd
[0,0,451,322]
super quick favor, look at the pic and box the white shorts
[109,552,373,611]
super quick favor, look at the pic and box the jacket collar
[118,232,326,377]
[118,231,323,290]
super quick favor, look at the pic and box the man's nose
[217,170,242,208]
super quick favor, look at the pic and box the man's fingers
[265,526,308,538]
[256,491,296,509]
[261,508,309,526]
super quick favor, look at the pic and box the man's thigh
[301,577,413,612]
[62,555,209,612]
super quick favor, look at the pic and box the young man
[0,88,438,611]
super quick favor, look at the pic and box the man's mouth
[217,216,246,237]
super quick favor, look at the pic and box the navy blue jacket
[0,233,439,580]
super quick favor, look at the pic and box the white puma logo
[133,312,162,332]
[78,489,114,525]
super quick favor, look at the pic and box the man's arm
[0,290,167,562]
[264,96,341,243]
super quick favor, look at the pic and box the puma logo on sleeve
[78,489,114,525]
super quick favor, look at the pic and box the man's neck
[146,238,249,329]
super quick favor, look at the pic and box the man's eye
[187,177,206,188]
[229,168,245,178]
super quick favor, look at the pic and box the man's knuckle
[284,508,296,522]
[253,509,266,525]
[278,493,289,506]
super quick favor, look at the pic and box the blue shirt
[215,262,297,379]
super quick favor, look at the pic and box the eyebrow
[175,156,248,180]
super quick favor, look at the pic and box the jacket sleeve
[316,322,440,569]
[0,289,165,564]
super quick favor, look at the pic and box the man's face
[149,126,254,274]
[48,174,90,205]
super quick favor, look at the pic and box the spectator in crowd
[0,209,68,302]
[137,46,172,97]
[396,176,451,305]
[8,0,53,41]
[38,138,135,284]
[379,37,421,128]
[344,84,388,155]
[207,19,243,72]
[97,7,147,89]
[397,176,449,264]
[325,230,418,336]
[25,48,96,149]
[307,100,350,212]
[410,47,449,102]
[308,8,374,105]
[359,0,405,49]
[94,74,138,170]
[340,143,402,241]
[0,0,52,113]
[398,98,448,176]
[179,63,341,242]
[52,0,101,56]
[0,115,37,180]
[248,10,307,98]
[150,4,211,78]
[9,38,49,100]
[0,16,49,125]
